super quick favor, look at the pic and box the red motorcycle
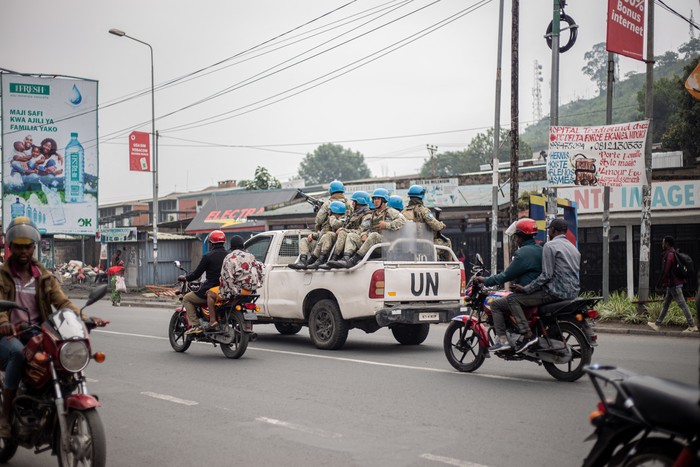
[443,254,599,382]
[168,261,259,359]
[0,284,109,466]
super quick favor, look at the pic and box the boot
[325,255,350,269]
[0,388,15,438]
[307,254,328,270]
[317,254,338,270]
[288,255,308,270]
[339,253,362,269]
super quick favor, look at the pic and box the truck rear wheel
[391,323,430,345]
[309,299,348,350]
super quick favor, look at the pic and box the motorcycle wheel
[168,312,192,352]
[56,409,106,467]
[543,321,592,382]
[220,312,249,359]
[0,385,17,463]
[608,437,683,466]
[443,321,486,372]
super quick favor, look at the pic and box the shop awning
[185,189,299,234]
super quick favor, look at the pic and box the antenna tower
[532,60,543,123]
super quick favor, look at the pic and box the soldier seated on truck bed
[335,188,406,269]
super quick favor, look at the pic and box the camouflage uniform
[314,214,346,256]
[303,193,354,257]
[332,205,371,258]
[402,199,452,260]
[353,206,406,257]
[219,249,265,300]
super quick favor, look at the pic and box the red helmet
[208,230,226,244]
[515,218,538,236]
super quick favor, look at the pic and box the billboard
[606,0,645,61]
[1,74,98,235]
[547,121,649,187]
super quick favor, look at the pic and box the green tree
[661,57,700,160]
[241,166,282,190]
[297,143,371,185]
[582,42,618,96]
[636,75,684,143]
[679,38,700,60]
[419,128,532,177]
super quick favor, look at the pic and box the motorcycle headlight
[59,341,90,372]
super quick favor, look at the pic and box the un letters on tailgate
[383,264,461,302]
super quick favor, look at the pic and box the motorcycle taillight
[586,309,599,319]
[588,401,607,425]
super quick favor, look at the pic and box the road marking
[256,416,342,439]
[94,330,543,383]
[141,391,198,406]
[421,453,489,467]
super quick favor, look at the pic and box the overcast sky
[1,0,695,204]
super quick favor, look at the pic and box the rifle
[431,207,450,243]
[297,189,324,212]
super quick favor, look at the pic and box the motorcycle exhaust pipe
[249,332,258,342]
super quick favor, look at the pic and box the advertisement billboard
[606,0,645,61]
[1,74,98,235]
[547,121,649,187]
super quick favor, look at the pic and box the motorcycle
[168,261,259,359]
[0,284,109,467]
[443,254,599,382]
[582,364,700,467]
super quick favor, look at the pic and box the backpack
[673,250,695,282]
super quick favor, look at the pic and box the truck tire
[309,299,349,350]
[391,323,430,345]
[274,323,303,335]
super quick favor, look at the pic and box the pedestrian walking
[107,250,126,307]
[648,236,697,333]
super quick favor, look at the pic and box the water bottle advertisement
[1,73,98,235]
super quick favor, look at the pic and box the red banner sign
[606,0,645,61]
[129,131,151,172]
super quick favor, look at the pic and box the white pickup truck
[243,225,466,350]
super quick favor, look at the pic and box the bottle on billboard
[11,197,25,219]
[65,132,85,203]
[40,182,66,225]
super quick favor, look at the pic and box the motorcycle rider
[290,180,353,270]
[508,217,581,344]
[474,218,543,352]
[178,230,229,335]
[0,216,105,437]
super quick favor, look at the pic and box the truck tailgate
[383,262,462,301]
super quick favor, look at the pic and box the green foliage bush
[597,290,697,326]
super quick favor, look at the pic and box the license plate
[419,312,439,321]
[243,312,258,321]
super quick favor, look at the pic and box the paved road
[9,301,699,467]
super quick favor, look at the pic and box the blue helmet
[351,191,370,206]
[371,188,389,202]
[387,195,404,211]
[329,200,347,215]
[329,180,344,194]
[407,184,425,199]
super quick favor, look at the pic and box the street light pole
[109,28,159,285]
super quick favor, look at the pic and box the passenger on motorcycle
[178,230,229,335]
[474,218,543,353]
[0,216,105,437]
[508,217,581,342]
[205,235,265,329]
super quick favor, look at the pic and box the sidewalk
[64,285,700,339]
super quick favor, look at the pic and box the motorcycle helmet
[328,180,344,194]
[514,218,538,237]
[407,184,425,199]
[5,215,41,245]
[387,195,404,211]
[208,230,226,244]
[329,200,347,215]
[371,188,389,202]
[350,191,370,206]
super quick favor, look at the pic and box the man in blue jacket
[474,218,543,353]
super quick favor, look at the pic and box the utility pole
[603,52,615,302]
[491,0,505,275]
[547,0,562,222]
[426,144,438,178]
[637,0,654,314]
[510,0,520,226]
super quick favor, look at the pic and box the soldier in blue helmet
[322,191,373,269]
[336,188,406,269]
[403,184,451,260]
[387,195,404,211]
[305,201,348,269]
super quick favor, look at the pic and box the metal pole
[603,52,615,302]
[510,0,520,227]
[637,0,654,313]
[491,0,505,274]
[547,0,561,221]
